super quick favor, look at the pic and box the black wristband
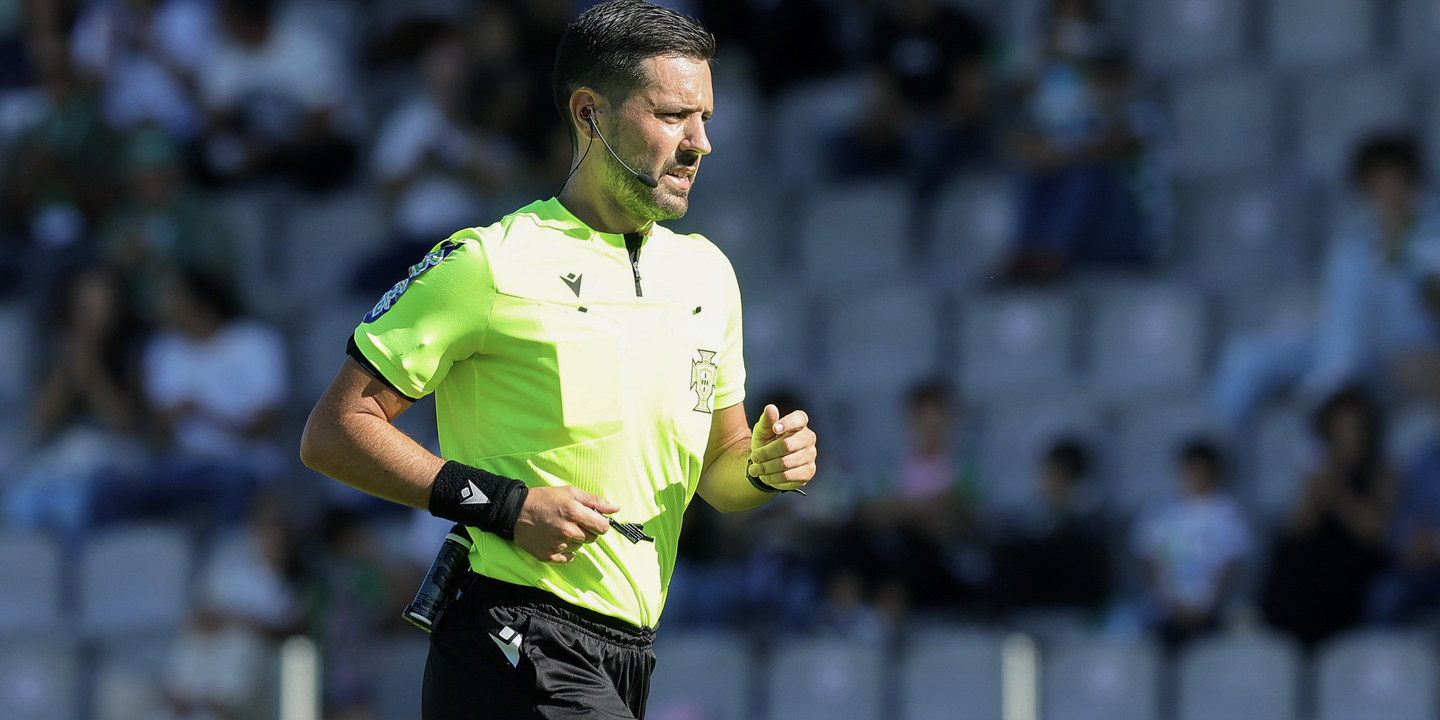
[428,461,530,541]
[747,458,806,496]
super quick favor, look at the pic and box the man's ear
[569,89,602,141]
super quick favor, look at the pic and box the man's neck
[557,173,652,236]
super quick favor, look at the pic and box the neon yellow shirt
[352,198,745,628]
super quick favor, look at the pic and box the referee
[299,2,819,718]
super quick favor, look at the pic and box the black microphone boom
[585,112,659,188]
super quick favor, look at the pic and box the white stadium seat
[1177,180,1304,291]
[765,638,883,720]
[774,77,870,185]
[960,291,1075,401]
[901,629,1004,720]
[800,182,911,291]
[1170,72,1275,178]
[0,641,77,720]
[929,174,1016,291]
[1138,0,1247,73]
[281,190,390,306]
[81,525,192,638]
[649,632,751,720]
[1269,0,1374,68]
[1299,70,1411,184]
[1400,0,1440,68]
[1044,639,1160,720]
[0,535,61,636]
[1089,284,1207,398]
[1178,633,1301,720]
[1316,631,1438,720]
[824,286,940,393]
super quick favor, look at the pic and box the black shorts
[422,572,657,719]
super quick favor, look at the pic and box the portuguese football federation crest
[690,349,718,413]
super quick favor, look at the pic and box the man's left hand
[748,404,817,492]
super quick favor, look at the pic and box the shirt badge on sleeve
[363,240,459,323]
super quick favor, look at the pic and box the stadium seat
[1138,0,1246,73]
[216,189,286,318]
[1399,0,1440,67]
[1178,633,1301,720]
[0,641,77,720]
[1113,398,1229,512]
[297,301,375,402]
[1316,631,1438,720]
[765,638,883,720]
[377,636,430,720]
[0,303,30,403]
[928,174,1016,291]
[901,629,1003,720]
[799,182,911,291]
[1170,72,1275,178]
[92,636,172,720]
[774,76,870,185]
[281,189,390,306]
[1299,70,1411,184]
[664,186,780,289]
[1425,82,1440,185]
[1044,639,1160,720]
[80,525,193,638]
[0,535,61,636]
[1177,179,1305,292]
[960,291,1076,402]
[1089,284,1207,398]
[1252,403,1317,519]
[978,395,1104,511]
[742,289,813,399]
[1269,0,1374,68]
[648,632,751,720]
[824,286,940,393]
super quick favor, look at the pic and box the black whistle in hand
[609,518,654,543]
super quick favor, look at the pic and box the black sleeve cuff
[347,335,420,402]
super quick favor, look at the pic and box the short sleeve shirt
[352,198,745,628]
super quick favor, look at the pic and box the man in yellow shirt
[300,2,818,717]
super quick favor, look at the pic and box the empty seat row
[645,629,1439,720]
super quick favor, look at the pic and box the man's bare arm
[697,402,817,513]
[300,357,441,508]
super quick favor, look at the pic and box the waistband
[466,571,656,648]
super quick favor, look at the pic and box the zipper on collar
[624,232,643,297]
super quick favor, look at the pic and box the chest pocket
[531,299,625,435]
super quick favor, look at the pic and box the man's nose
[680,116,711,157]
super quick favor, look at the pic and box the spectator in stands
[1262,388,1396,647]
[814,567,892,643]
[1214,135,1440,427]
[69,0,217,139]
[3,266,146,537]
[1366,442,1440,625]
[828,0,991,182]
[100,127,235,321]
[93,267,286,526]
[194,0,358,190]
[197,490,301,635]
[1001,0,1157,283]
[1131,440,1251,649]
[308,508,392,720]
[158,609,268,720]
[989,439,1111,613]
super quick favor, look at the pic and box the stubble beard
[604,151,690,222]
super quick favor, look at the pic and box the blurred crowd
[6,0,1440,718]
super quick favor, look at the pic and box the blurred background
[7,0,1440,718]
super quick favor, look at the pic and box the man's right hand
[513,486,620,563]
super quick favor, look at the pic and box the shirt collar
[527,197,654,249]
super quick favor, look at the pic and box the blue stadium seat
[0,535,61,636]
[1044,639,1160,720]
[800,182,911,291]
[1089,284,1207,398]
[901,629,1003,720]
[928,174,1016,291]
[960,291,1076,402]
[1178,180,1306,292]
[1399,0,1440,68]
[978,395,1104,511]
[1170,72,1275,178]
[1252,402,1317,519]
[774,77,869,185]
[825,286,940,393]
[377,636,430,720]
[1114,398,1230,511]
[1269,0,1374,68]
[1178,633,1301,720]
[648,632,751,720]
[80,525,193,639]
[1299,71,1411,184]
[1138,0,1247,72]
[0,303,31,404]
[1316,631,1438,720]
[765,638,883,720]
[0,641,77,720]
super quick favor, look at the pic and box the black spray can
[403,524,474,633]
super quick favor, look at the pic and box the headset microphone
[583,109,659,189]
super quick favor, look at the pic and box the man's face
[602,55,714,222]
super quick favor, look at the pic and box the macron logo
[560,272,583,297]
[459,480,489,506]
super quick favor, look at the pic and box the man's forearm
[696,438,773,513]
[300,403,444,509]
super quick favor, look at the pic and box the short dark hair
[1046,438,1089,480]
[1180,439,1224,478]
[1351,134,1423,187]
[1314,386,1384,469]
[906,378,953,411]
[552,0,715,144]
